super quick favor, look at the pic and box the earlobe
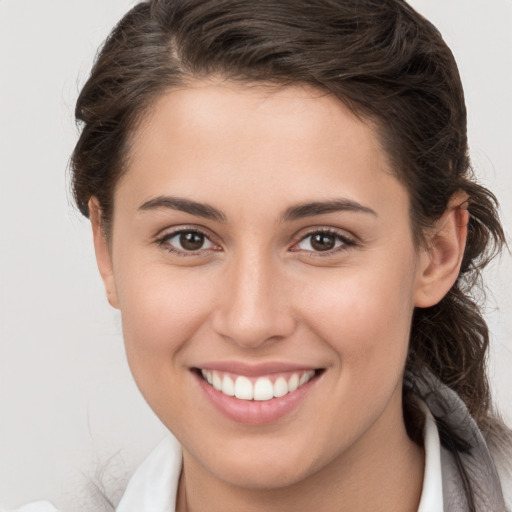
[89,198,119,309]
[414,193,469,308]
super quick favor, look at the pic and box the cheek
[114,265,220,423]
[114,263,214,362]
[296,259,417,373]
[295,266,417,437]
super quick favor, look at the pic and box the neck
[177,396,425,512]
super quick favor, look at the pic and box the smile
[194,364,324,424]
[200,369,317,401]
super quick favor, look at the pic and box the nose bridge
[212,244,295,347]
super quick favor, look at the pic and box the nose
[211,249,296,349]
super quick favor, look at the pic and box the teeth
[212,372,222,391]
[253,377,274,401]
[201,369,316,401]
[273,377,288,397]
[234,376,253,400]
[222,375,235,396]
[288,373,299,392]
[299,372,311,386]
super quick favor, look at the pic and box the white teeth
[212,372,222,391]
[299,370,315,386]
[201,369,214,385]
[273,377,288,397]
[235,376,253,400]
[253,377,274,401]
[221,375,235,396]
[202,369,317,401]
[288,373,299,392]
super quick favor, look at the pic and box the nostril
[210,309,297,349]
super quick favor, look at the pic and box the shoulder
[409,369,512,510]
[1,436,181,512]
[486,420,512,512]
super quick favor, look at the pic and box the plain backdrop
[1,0,511,509]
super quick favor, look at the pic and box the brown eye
[295,230,353,253]
[180,232,206,251]
[161,230,217,253]
[310,233,336,251]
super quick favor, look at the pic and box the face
[92,81,458,491]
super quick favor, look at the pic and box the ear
[414,192,469,308]
[89,198,119,309]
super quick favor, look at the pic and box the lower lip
[194,372,318,425]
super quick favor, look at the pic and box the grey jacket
[410,370,512,511]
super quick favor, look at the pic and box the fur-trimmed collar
[408,370,511,511]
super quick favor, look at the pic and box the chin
[215,458,314,490]
[188,437,326,490]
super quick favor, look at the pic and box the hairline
[100,75,425,249]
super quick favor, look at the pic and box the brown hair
[72,0,505,481]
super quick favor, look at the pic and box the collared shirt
[114,402,444,512]
[8,393,511,512]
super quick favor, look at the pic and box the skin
[91,81,468,512]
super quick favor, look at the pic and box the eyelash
[155,227,219,256]
[155,227,357,257]
[292,229,357,257]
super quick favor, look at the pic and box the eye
[293,230,355,253]
[158,229,218,254]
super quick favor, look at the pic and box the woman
[6,0,511,510]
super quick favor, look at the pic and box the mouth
[195,368,322,401]
[192,364,325,424]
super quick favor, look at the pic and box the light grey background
[0,0,511,509]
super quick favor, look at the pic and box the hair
[71,0,506,508]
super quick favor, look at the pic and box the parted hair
[71,0,505,504]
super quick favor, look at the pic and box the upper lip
[193,360,321,377]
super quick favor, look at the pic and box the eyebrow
[282,199,377,221]
[138,196,227,222]
[138,195,377,223]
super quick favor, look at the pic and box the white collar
[116,402,443,512]
[116,435,182,512]
[417,399,444,512]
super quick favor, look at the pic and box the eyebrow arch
[282,199,377,222]
[138,196,227,222]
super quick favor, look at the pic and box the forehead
[134,81,382,159]
[117,80,407,220]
